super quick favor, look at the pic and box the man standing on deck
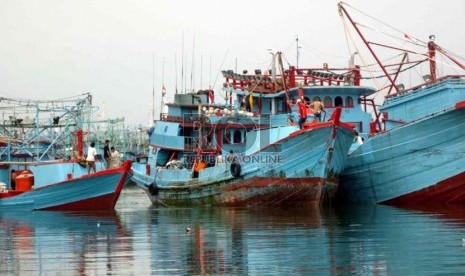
[86,142,97,174]
[104,139,111,169]
[297,99,307,129]
[310,98,324,122]
[110,146,120,168]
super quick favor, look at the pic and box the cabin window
[233,130,242,144]
[335,96,343,107]
[324,96,333,108]
[345,96,354,107]
[164,126,168,133]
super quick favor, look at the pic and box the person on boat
[297,99,308,129]
[86,142,97,174]
[110,146,120,168]
[10,169,17,190]
[310,98,324,122]
[104,139,111,169]
[227,150,238,164]
[241,97,247,110]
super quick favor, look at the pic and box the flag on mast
[162,84,166,97]
[208,86,214,103]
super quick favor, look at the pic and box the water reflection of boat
[0,210,131,275]
[120,205,326,275]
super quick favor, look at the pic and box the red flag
[208,88,214,103]
[162,84,166,96]
[404,33,411,40]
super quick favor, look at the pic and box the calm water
[2,186,465,275]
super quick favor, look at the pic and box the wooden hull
[339,107,465,206]
[134,123,355,207]
[147,176,338,207]
[0,161,132,211]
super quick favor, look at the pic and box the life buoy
[148,183,158,196]
[230,163,241,178]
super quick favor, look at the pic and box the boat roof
[231,85,375,98]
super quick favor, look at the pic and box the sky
[1,0,464,126]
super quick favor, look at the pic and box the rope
[340,9,384,92]
[341,2,465,76]
[341,2,427,45]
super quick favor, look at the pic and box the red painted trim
[384,170,465,207]
[43,192,119,211]
[455,100,465,110]
[0,190,24,199]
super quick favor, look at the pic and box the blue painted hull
[132,124,354,206]
[0,161,131,211]
[340,107,465,205]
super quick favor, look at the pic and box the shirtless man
[310,98,324,122]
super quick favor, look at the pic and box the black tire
[230,163,241,178]
[148,183,158,196]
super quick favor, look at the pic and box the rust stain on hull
[149,176,339,207]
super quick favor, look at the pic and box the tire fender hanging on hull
[230,163,241,178]
[148,182,158,196]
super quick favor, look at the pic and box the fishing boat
[0,94,132,211]
[131,52,374,206]
[336,2,465,206]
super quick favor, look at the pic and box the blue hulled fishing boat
[337,2,465,206]
[0,94,132,211]
[131,52,374,206]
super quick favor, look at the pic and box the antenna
[296,35,300,68]
[161,56,165,120]
[175,53,178,94]
[190,34,195,93]
[152,51,155,123]
[200,54,203,90]
[181,31,184,94]
[209,55,212,89]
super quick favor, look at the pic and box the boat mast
[175,53,178,94]
[152,51,155,123]
[190,34,195,93]
[181,31,185,94]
